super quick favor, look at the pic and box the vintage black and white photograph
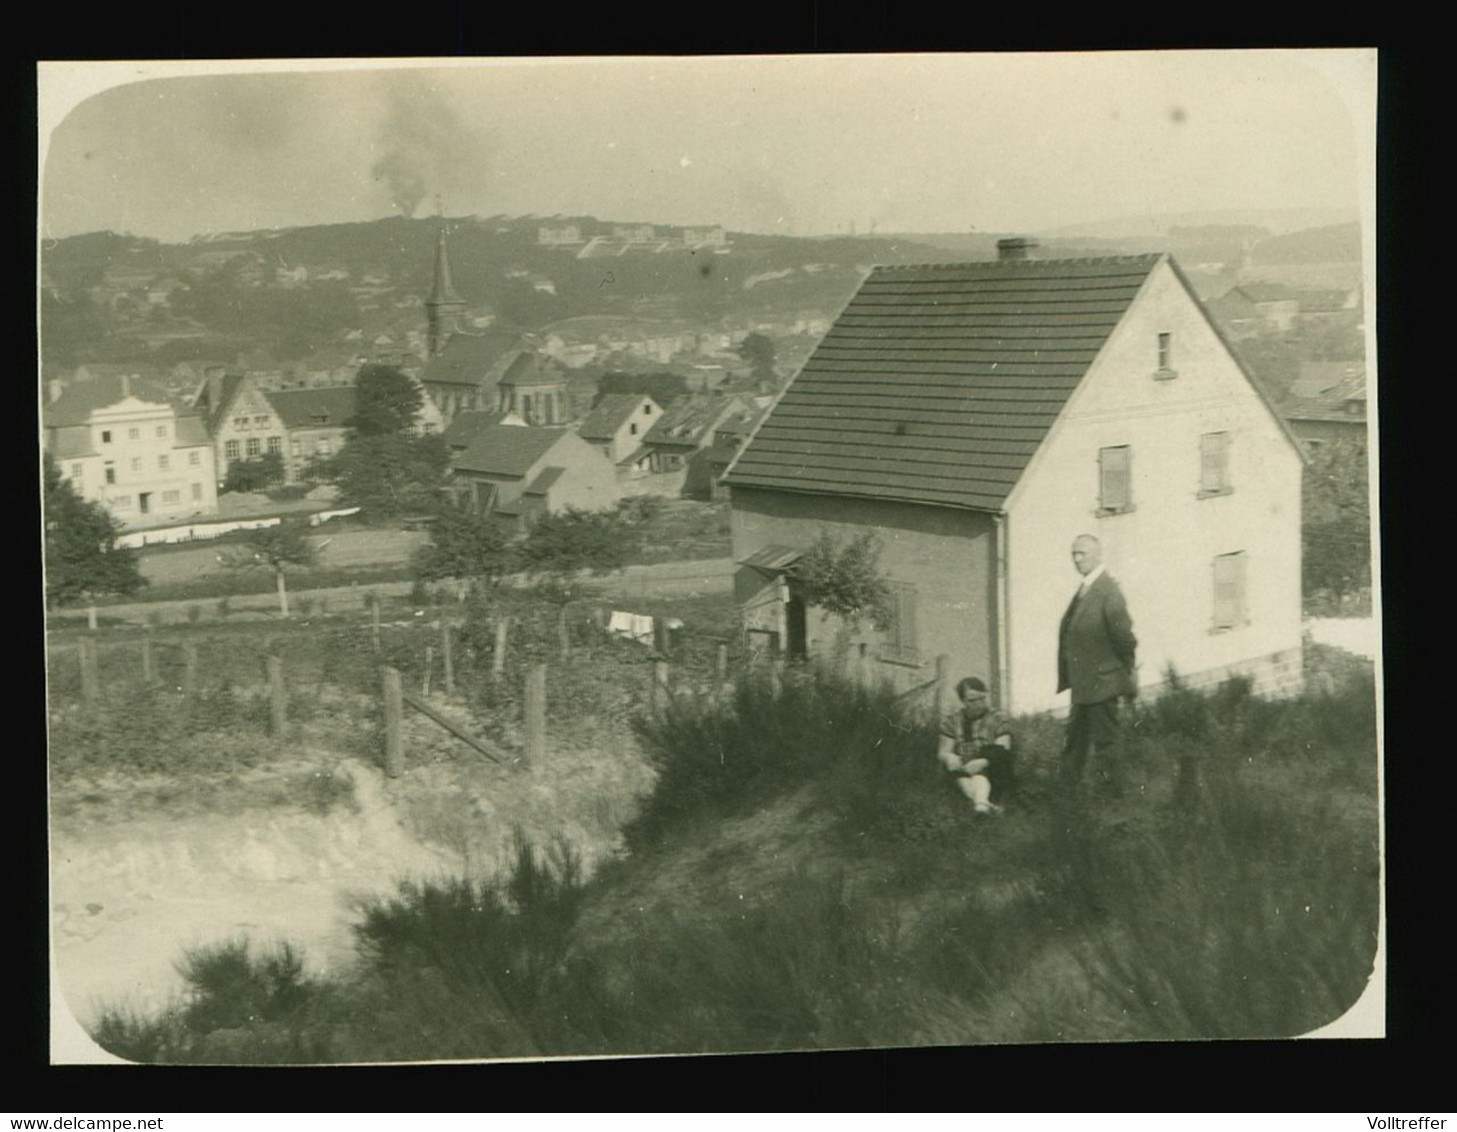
[39,51,1380,1064]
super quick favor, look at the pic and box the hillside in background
[40,210,1366,382]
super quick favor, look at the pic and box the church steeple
[425,227,467,359]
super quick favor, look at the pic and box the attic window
[311,413,329,425]
[1155,332,1177,379]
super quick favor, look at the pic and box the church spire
[425,226,466,358]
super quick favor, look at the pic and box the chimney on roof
[121,374,130,398]
[997,237,1039,262]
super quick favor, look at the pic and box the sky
[38,51,1375,244]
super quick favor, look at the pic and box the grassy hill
[88,648,1379,1062]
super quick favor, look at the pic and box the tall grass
[87,663,1380,1061]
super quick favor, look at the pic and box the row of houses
[538,222,727,249]
[1204,281,1363,340]
[42,369,447,529]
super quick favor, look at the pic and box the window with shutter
[1098,446,1133,513]
[1212,552,1247,630]
[883,581,920,664]
[1200,432,1231,495]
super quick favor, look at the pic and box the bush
[624,664,925,854]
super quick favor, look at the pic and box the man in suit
[1057,534,1138,790]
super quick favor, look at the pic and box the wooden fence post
[524,663,546,766]
[423,645,434,697]
[650,658,670,716]
[715,641,729,683]
[932,654,951,721]
[79,639,100,702]
[492,616,510,679]
[441,621,455,696]
[182,642,199,695]
[141,631,155,687]
[370,595,382,654]
[557,605,572,658]
[383,666,404,778]
[87,605,98,632]
[769,655,784,697]
[267,654,287,738]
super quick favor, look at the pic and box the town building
[1281,362,1367,450]
[576,393,664,470]
[44,373,219,527]
[495,351,572,426]
[195,373,445,485]
[444,424,621,533]
[641,393,756,474]
[725,243,1307,714]
[538,223,583,246]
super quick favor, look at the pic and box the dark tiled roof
[725,256,1162,510]
[578,394,651,440]
[264,387,357,430]
[498,351,563,388]
[421,324,526,388]
[523,466,566,495]
[1284,364,1367,424]
[199,374,247,433]
[451,425,568,476]
[49,427,96,459]
[43,373,178,428]
[643,394,746,450]
[443,410,518,448]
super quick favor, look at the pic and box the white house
[44,373,220,527]
[576,393,664,466]
[724,243,1307,714]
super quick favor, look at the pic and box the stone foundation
[1158,645,1306,700]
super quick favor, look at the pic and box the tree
[1302,435,1372,611]
[516,509,629,655]
[43,452,145,607]
[792,530,894,631]
[414,507,518,597]
[222,452,285,494]
[222,521,319,618]
[320,433,451,521]
[349,365,424,437]
[737,332,778,389]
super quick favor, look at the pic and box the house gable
[1001,255,1305,713]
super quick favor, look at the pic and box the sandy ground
[50,759,462,1031]
[49,707,655,1056]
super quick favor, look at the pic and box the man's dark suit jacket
[1057,572,1138,706]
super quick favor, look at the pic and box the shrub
[624,664,923,854]
[348,834,587,1059]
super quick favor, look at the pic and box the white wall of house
[1003,259,1305,714]
[63,398,219,525]
[597,398,662,463]
[537,434,624,514]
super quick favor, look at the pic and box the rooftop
[726,255,1165,510]
[264,387,358,430]
[451,424,570,476]
[578,393,656,440]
